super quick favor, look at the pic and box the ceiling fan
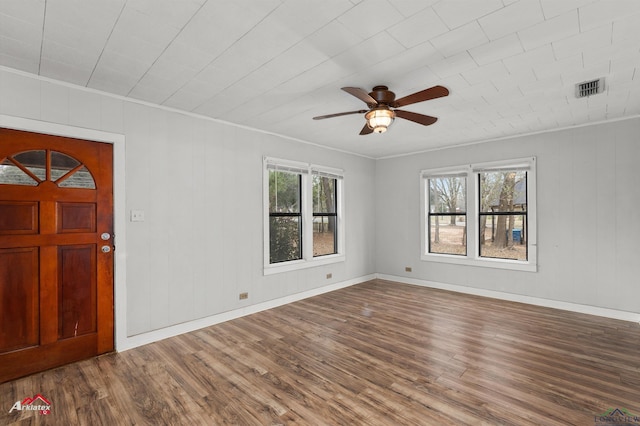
[313,85,449,135]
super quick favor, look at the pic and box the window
[426,173,467,256]
[0,150,95,188]
[268,168,302,263]
[264,158,344,274]
[421,158,536,272]
[478,168,527,261]
[312,172,338,257]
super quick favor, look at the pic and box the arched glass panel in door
[0,150,96,189]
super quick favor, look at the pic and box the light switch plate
[130,210,145,222]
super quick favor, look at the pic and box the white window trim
[263,157,345,275]
[420,157,537,272]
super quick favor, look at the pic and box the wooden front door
[0,128,114,383]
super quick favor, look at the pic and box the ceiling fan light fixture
[365,107,395,133]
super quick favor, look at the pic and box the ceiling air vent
[576,78,604,98]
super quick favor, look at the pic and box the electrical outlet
[405,266,412,272]
[326,273,332,279]
[239,292,248,300]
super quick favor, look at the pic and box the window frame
[268,170,303,264]
[424,169,468,257]
[263,157,345,275]
[420,157,537,272]
[312,171,339,257]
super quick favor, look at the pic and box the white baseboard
[377,274,640,323]
[116,274,376,352]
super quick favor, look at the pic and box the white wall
[0,68,377,343]
[122,102,376,335]
[375,118,640,314]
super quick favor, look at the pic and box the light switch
[130,210,145,222]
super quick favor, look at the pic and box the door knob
[101,246,111,253]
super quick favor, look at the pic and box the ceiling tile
[360,42,443,89]
[92,49,151,82]
[271,0,353,39]
[612,13,640,43]
[330,31,406,75]
[336,0,405,39]
[430,21,488,58]
[0,35,40,74]
[113,5,181,48]
[39,56,93,85]
[123,0,204,30]
[469,34,523,66]
[88,66,141,96]
[578,0,640,32]
[433,0,503,29]
[0,10,43,47]
[163,79,222,111]
[305,21,364,58]
[502,44,555,75]
[552,24,612,60]
[533,53,584,80]
[388,0,437,17]
[0,0,45,25]
[478,0,545,40]
[429,52,478,79]
[539,0,596,19]
[386,7,448,48]
[462,61,509,85]
[518,10,579,51]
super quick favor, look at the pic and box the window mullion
[468,172,479,259]
[302,171,313,261]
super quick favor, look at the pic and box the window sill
[420,253,537,272]
[264,254,345,275]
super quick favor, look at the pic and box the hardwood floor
[2,279,639,425]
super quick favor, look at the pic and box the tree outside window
[478,170,527,261]
[312,175,337,256]
[269,170,302,263]
[428,176,466,255]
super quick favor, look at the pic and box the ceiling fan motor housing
[369,86,396,106]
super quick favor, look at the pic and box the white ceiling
[1,0,639,158]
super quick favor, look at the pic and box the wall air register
[576,78,604,98]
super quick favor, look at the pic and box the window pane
[0,158,38,186]
[57,166,96,189]
[479,171,526,213]
[269,171,300,213]
[479,214,527,260]
[429,176,466,214]
[313,176,336,213]
[269,217,302,263]
[51,151,81,181]
[313,216,336,256]
[13,150,46,181]
[429,215,466,255]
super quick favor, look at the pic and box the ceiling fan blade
[313,110,368,120]
[392,85,449,108]
[395,110,438,126]
[342,87,378,106]
[359,124,373,135]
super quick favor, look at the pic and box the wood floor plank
[1,279,639,425]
